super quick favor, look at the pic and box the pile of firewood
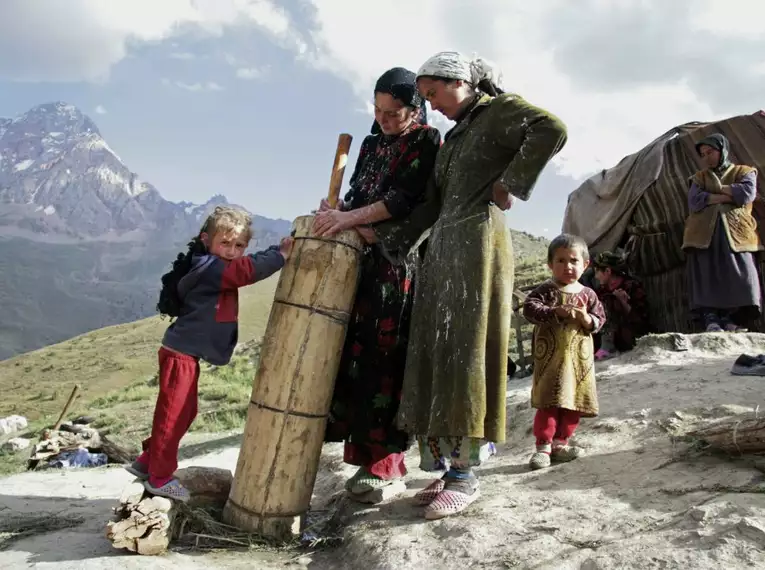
[106,466,234,555]
[690,413,765,455]
[27,425,135,470]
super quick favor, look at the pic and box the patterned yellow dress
[522,280,606,417]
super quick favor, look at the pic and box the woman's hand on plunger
[318,198,344,212]
[313,207,355,237]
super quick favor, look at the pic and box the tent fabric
[562,111,765,334]
[563,112,765,256]
[561,130,675,254]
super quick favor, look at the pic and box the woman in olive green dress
[373,51,568,519]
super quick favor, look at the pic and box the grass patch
[82,341,263,450]
[0,279,278,423]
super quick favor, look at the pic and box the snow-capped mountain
[0,102,291,360]
[0,102,270,240]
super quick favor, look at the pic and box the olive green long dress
[375,93,567,444]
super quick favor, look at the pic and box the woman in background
[682,133,762,332]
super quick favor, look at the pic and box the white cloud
[0,0,302,82]
[3,0,763,183]
[161,78,224,92]
[235,67,268,80]
[94,105,107,115]
[169,52,195,60]
[301,0,765,179]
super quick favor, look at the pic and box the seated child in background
[591,251,651,360]
[125,205,293,501]
[522,233,606,471]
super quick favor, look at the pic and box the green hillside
[0,230,548,474]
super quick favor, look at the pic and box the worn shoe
[349,470,395,495]
[529,452,551,470]
[143,478,190,503]
[344,467,365,492]
[413,476,446,506]
[551,445,584,462]
[423,477,480,520]
[124,460,149,481]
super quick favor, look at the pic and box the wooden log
[689,415,765,454]
[326,133,353,208]
[106,493,175,556]
[51,384,80,432]
[222,213,364,539]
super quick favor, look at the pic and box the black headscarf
[370,67,428,134]
[695,133,732,175]
[592,251,629,277]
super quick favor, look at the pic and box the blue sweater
[162,245,285,365]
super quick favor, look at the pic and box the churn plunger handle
[326,133,353,209]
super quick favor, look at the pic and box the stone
[175,466,233,509]
[5,415,28,431]
[2,437,31,452]
[737,518,765,543]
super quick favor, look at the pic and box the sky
[1,0,764,237]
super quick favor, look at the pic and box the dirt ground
[2,332,765,569]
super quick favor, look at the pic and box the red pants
[533,407,581,450]
[344,442,407,480]
[139,347,200,482]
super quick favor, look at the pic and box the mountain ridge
[0,101,292,359]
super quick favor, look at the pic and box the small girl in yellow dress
[522,234,606,470]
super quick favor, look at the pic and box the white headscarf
[416,51,504,91]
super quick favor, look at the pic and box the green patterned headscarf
[694,133,732,175]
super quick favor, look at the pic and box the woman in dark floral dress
[313,67,441,500]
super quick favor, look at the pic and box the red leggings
[533,407,581,449]
[138,347,200,484]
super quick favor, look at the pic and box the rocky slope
[0,102,290,359]
[1,333,764,569]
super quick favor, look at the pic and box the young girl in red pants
[125,206,293,501]
[522,234,606,470]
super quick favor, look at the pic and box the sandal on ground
[413,476,446,506]
[349,471,394,495]
[344,467,366,492]
[551,445,584,462]
[529,452,551,470]
[143,478,190,503]
[124,460,149,480]
[423,478,480,520]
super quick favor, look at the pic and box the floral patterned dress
[324,123,441,479]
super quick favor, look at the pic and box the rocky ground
[2,333,765,569]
